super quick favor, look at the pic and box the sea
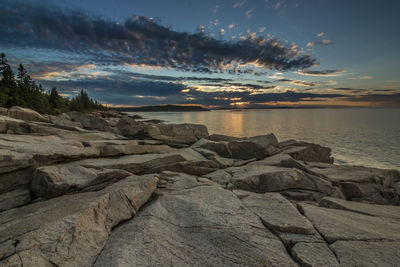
[129,108,400,170]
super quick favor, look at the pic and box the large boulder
[0,174,158,266]
[146,123,209,145]
[193,133,279,160]
[205,165,337,198]
[0,134,100,167]
[280,140,333,163]
[48,113,83,129]
[310,164,400,202]
[192,138,231,158]
[68,111,118,133]
[228,140,267,160]
[32,166,133,198]
[115,116,147,138]
[94,173,296,266]
[7,106,48,122]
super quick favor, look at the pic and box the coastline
[0,106,399,266]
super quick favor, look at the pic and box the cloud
[297,69,347,77]
[0,0,315,73]
[306,39,332,47]
[213,5,220,13]
[233,0,247,8]
[246,9,254,19]
[349,75,373,80]
[278,79,316,87]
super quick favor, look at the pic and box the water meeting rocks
[0,106,399,266]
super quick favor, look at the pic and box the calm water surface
[131,108,400,170]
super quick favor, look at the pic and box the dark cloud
[333,87,365,93]
[345,93,400,105]
[277,79,316,86]
[297,69,346,76]
[40,78,188,99]
[0,0,315,73]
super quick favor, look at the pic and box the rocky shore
[0,106,399,266]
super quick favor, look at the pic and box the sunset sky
[1,0,399,108]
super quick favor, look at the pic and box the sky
[0,0,399,108]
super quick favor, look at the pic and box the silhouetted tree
[0,53,105,114]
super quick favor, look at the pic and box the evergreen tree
[0,53,105,114]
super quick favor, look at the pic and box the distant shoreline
[112,105,399,112]
[112,104,210,112]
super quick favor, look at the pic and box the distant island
[112,104,210,112]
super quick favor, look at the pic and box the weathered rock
[280,140,333,163]
[228,140,266,160]
[0,115,31,134]
[298,203,400,243]
[239,192,316,235]
[32,166,133,198]
[115,116,147,138]
[0,149,32,174]
[0,174,158,266]
[98,143,172,157]
[330,240,400,267]
[0,115,82,136]
[236,191,325,250]
[310,164,400,201]
[208,165,336,196]
[83,139,172,157]
[209,133,240,142]
[281,190,325,201]
[194,136,280,160]
[146,123,209,144]
[68,111,118,133]
[291,242,340,267]
[0,136,100,167]
[193,138,231,158]
[7,106,48,122]
[0,107,7,116]
[319,196,400,220]
[249,153,323,177]
[246,134,279,150]
[0,168,33,194]
[36,148,214,178]
[48,113,83,129]
[203,169,233,186]
[94,174,296,267]
[0,188,31,211]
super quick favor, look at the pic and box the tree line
[0,53,105,114]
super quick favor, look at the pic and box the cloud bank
[0,0,315,73]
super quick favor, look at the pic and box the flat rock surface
[238,192,315,234]
[330,240,400,267]
[291,242,340,267]
[299,203,400,243]
[0,188,31,211]
[319,196,400,220]
[95,174,297,267]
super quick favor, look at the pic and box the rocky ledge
[0,106,399,267]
